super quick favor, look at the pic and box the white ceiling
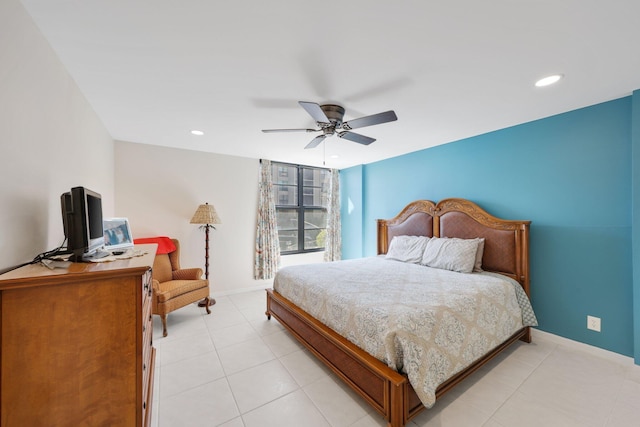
[20,0,640,169]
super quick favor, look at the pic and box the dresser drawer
[142,354,151,408]
[142,269,152,304]
[142,348,156,427]
[142,298,153,367]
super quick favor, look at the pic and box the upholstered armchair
[149,238,211,337]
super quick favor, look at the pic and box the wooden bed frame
[266,198,531,427]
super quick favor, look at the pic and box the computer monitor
[60,186,106,262]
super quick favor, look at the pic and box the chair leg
[204,297,211,315]
[161,314,168,337]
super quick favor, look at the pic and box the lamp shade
[190,202,221,225]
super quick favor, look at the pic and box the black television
[60,186,107,262]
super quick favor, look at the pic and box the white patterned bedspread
[273,256,537,408]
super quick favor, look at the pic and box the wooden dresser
[0,244,157,427]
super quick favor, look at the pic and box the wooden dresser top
[0,244,156,290]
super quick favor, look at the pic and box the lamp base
[198,298,216,307]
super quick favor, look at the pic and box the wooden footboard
[266,288,529,427]
[266,288,422,427]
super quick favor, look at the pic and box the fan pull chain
[323,139,326,166]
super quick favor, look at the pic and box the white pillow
[421,237,480,273]
[472,238,485,272]
[386,235,430,263]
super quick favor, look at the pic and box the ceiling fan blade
[305,134,327,149]
[299,101,330,124]
[262,128,318,133]
[342,110,397,130]
[338,131,376,145]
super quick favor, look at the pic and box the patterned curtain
[254,159,280,279]
[324,168,342,262]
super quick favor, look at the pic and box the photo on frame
[103,217,134,251]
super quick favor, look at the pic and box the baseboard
[212,283,272,298]
[532,328,636,366]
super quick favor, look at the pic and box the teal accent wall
[632,90,640,364]
[341,97,636,359]
[340,165,364,260]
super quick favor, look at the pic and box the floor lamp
[190,202,221,307]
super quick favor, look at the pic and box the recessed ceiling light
[330,155,339,159]
[535,74,564,87]
[190,130,204,136]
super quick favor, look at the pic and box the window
[271,162,330,254]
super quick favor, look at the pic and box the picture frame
[103,217,134,251]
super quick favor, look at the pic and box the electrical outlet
[587,315,601,332]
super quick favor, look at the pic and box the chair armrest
[172,268,204,280]
[152,279,161,291]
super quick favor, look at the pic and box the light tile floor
[151,290,640,427]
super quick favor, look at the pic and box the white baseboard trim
[212,283,272,298]
[532,328,636,366]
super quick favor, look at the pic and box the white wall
[0,0,323,282]
[0,0,114,272]
[114,141,324,296]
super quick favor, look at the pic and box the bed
[265,198,534,427]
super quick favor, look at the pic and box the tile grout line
[479,339,559,426]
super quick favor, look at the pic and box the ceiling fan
[262,101,398,149]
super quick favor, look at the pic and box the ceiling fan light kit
[263,101,397,149]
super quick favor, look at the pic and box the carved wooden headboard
[377,198,531,296]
